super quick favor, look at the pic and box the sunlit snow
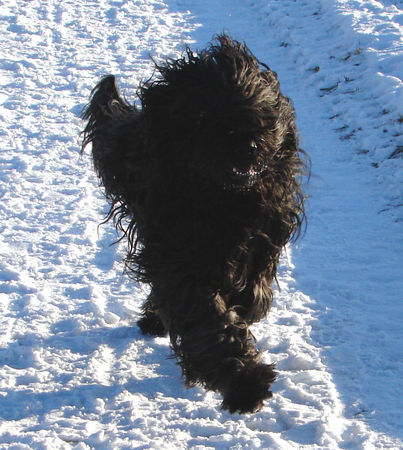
[0,0,401,448]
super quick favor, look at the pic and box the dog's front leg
[228,276,273,325]
[155,286,276,414]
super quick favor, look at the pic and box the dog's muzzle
[225,158,267,192]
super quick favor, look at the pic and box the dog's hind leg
[137,290,168,337]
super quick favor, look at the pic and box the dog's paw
[221,362,276,414]
[137,312,167,337]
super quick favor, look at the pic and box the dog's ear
[257,65,280,94]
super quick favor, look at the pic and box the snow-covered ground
[0,0,402,448]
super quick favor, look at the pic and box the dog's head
[139,34,301,195]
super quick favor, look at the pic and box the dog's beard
[186,137,270,193]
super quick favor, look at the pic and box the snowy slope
[0,0,402,448]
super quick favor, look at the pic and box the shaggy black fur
[82,34,306,414]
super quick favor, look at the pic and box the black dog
[82,34,306,414]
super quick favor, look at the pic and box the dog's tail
[81,74,143,189]
[81,75,135,152]
[81,75,144,255]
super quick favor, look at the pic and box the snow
[0,0,402,448]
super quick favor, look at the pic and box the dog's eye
[249,140,259,155]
